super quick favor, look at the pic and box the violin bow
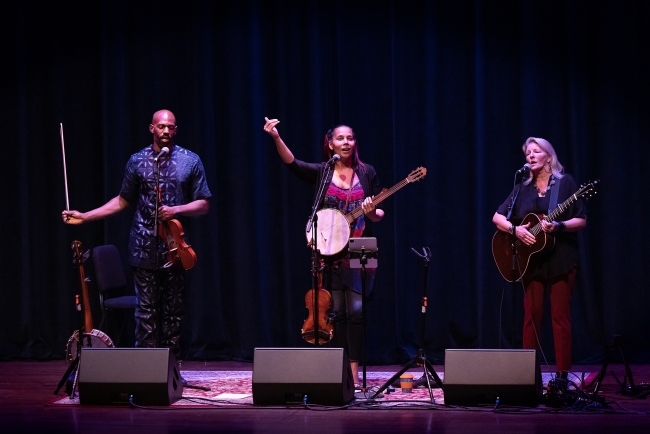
[60,123,70,219]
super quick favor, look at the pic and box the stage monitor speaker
[78,347,183,405]
[252,348,354,405]
[443,349,540,406]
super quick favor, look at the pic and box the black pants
[328,289,363,362]
[133,267,185,359]
[325,263,375,363]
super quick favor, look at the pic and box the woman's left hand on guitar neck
[540,217,586,234]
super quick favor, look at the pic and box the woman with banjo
[264,117,384,388]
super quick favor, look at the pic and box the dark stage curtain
[2,0,649,366]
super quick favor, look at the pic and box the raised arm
[263,117,294,164]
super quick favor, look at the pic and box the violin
[301,261,333,344]
[155,187,197,271]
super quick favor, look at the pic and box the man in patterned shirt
[62,109,211,364]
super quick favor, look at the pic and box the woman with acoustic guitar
[492,137,587,382]
[264,117,384,388]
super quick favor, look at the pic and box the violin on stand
[55,240,114,397]
[301,259,333,344]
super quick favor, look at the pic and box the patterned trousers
[133,266,185,359]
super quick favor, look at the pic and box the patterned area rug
[51,370,595,408]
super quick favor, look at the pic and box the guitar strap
[548,176,561,214]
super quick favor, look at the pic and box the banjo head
[306,208,350,256]
[65,329,115,364]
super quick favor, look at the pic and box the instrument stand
[348,238,379,400]
[371,247,442,402]
[54,296,84,398]
[589,335,650,399]
[54,345,81,397]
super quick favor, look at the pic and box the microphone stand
[153,151,209,392]
[370,247,442,402]
[305,162,335,346]
[505,171,525,349]
[153,155,163,351]
[347,240,378,400]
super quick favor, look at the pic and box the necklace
[535,175,555,197]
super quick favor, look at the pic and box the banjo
[65,241,114,364]
[306,167,427,256]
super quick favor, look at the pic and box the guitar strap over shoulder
[548,176,561,214]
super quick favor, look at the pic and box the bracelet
[556,221,566,233]
[509,224,515,235]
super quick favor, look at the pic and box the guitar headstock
[577,179,599,200]
[71,240,89,266]
[407,167,427,183]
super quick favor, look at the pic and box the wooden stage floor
[1,360,649,433]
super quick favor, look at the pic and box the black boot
[555,370,569,393]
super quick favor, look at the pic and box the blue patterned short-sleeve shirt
[119,144,211,269]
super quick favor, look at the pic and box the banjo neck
[345,167,427,222]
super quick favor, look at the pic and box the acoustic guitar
[491,180,598,282]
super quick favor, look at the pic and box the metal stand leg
[371,247,442,402]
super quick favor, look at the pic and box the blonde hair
[521,137,564,184]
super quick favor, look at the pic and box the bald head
[149,109,178,150]
[152,109,176,125]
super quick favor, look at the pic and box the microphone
[516,163,531,173]
[326,154,340,165]
[154,147,169,162]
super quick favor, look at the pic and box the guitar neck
[346,176,412,222]
[530,192,581,236]
[78,265,94,333]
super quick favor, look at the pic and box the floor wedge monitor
[78,347,183,405]
[252,348,354,405]
[444,349,540,406]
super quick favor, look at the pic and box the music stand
[348,237,378,398]
[370,247,443,402]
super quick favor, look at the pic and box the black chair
[92,244,138,346]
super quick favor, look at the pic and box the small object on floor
[400,373,414,393]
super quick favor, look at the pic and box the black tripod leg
[589,335,619,396]
[424,358,444,389]
[54,358,78,395]
[370,360,415,399]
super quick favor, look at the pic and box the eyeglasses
[153,124,177,131]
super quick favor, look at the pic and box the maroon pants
[522,268,577,372]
